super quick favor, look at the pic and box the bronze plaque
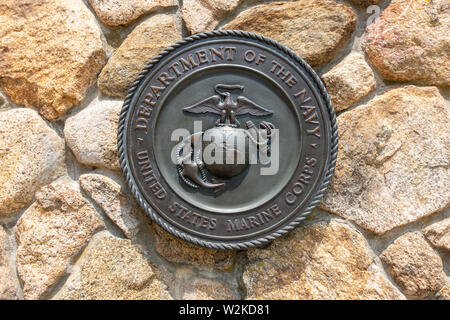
[118,31,338,249]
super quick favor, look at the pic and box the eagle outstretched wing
[183,95,222,115]
[236,96,273,117]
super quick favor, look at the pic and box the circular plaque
[118,31,338,249]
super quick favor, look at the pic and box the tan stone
[422,218,450,252]
[64,99,122,171]
[0,91,7,109]
[243,219,404,300]
[54,232,172,300]
[182,278,235,300]
[98,14,182,98]
[380,232,446,298]
[322,52,376,112]
[0,0,106,120]
[435,284,450,300]
[349,0,380,5]
[88,0,177,26]
[15,177,104,299]
[320,86,450,234]
[0,108,66,216]
[0,226,18,300]
[363,0,450,86]
[182,0,242,34]
[151,224,234,270]
[79,173,141,238]
[222,0,356,67]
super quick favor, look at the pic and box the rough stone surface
[79,173,140,238]
[0,91,7,109]
[349,0,380,6]
[363,0,450,86]
[435,284,450,300]
[15,177,104,299]
[422,218,450,252]
[0,0,106,120]
[320,86,450,234]
[152,224,234,270]
[243,219,404,300]
[88,0,177,26]
[0,108,66,216]
[98,14,181,98]
[0,0,448,303]
[222,0,356,67]
[322,52,376,112]
[64,99,122,171]
[182,278,235,300]
[182,0,242,34]
[0,226,18,300]
[380,232,446,298]
[54,232,172,300]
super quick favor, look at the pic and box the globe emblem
[177,84,276,191]
[202,126,250,179]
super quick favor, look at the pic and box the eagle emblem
[183,84,273,127]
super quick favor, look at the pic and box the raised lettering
[158,72,175,86]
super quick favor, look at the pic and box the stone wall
[0,0,448,300]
